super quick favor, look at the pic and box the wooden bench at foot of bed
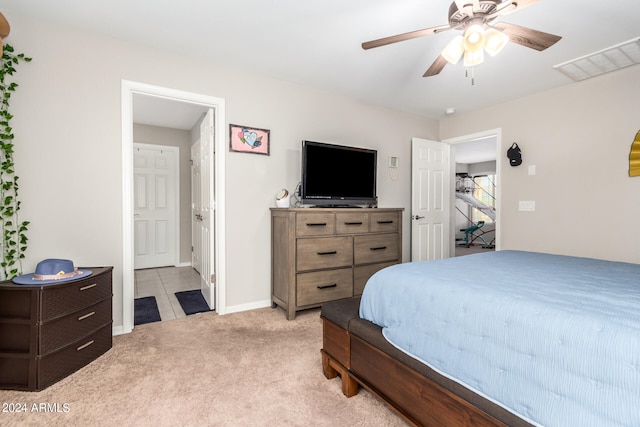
[320,297,530,427]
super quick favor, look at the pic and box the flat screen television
[301,140,377,207]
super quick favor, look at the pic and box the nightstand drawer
[40,272,112,321]
[296,213,335,236]
[297,268,353,306]
[370,212,399,233]
[336,212,369,234]
[297,237,353,271]
[354,234,399,265]
[40,298,112,354]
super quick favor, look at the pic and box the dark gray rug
[134,296,161,325]
[175,290,212,315]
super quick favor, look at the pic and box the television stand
[313,204,363,208]
[270,207,403,319]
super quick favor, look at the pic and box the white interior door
[134,144,178,269]
[196,109,215,309]
[191,140,203,274]
[411,137,451,262]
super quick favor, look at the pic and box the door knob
[413,215,425,220]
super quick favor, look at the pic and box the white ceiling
[454,136,497,164]
[132,94,209,130]
[5,0,640,123]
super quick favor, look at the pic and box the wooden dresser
[271,208,402,319]
[0,266,113,391]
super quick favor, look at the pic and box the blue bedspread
[359,251,640,427]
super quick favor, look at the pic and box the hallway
[134,266,203,321]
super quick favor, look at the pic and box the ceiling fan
[362,0,562,77]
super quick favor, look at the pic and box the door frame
[121,80,227,334]
[443,128,502,257]
[133,143,180,269]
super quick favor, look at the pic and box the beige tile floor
[134,266,203,321]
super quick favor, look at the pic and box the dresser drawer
[39,298,112,354]
[354,234,399,265]
[297,237,353,271]
[336,212,369,234]
[354,262,397,295]
[37,323,112,391]
[297,268,353,306]
[296,213,335,236]
[40,271,112,321]
[370,212,399,233]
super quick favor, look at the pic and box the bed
[320,250,640,427]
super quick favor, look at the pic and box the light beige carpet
[0,307,405,426]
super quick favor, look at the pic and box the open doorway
[121,80,227,334]
[445,129,501,258]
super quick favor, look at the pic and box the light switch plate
[519,201,536,211]
[388,156,399,168]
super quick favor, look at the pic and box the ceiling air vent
[554,37,640,82]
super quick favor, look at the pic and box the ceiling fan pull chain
[465,67,476,85]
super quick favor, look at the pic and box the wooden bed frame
[320,299,531,427]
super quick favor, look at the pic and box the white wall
[5,10,437,329]
[441,65,640,264]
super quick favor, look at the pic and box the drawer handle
[317,283,338,290]
[344,221,363,225]
[306,222,327,227]
[370,246,387,251]
[377,220,393,224]
[77,340,94,351]
[80,283,97,291]
[317,250,338,256]
[78,311,96,321]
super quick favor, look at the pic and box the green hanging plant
[0,44,31,280]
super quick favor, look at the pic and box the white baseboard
[176,262,191,268]
[223,299,272,315]
[112,325,128,336]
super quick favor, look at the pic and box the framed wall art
[229,124,270,155]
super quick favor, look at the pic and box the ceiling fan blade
[362,24,451,50]
[454,0,467,13]
[500,0,541,16]
[485,1,517,19]
[0,13,10,39]
[493,22,561,51]
[423,55,448,77]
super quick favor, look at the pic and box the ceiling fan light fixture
[483,28,509,56]
[464,49,484,67]
[463,24,486,53]
[442,35,465,64]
